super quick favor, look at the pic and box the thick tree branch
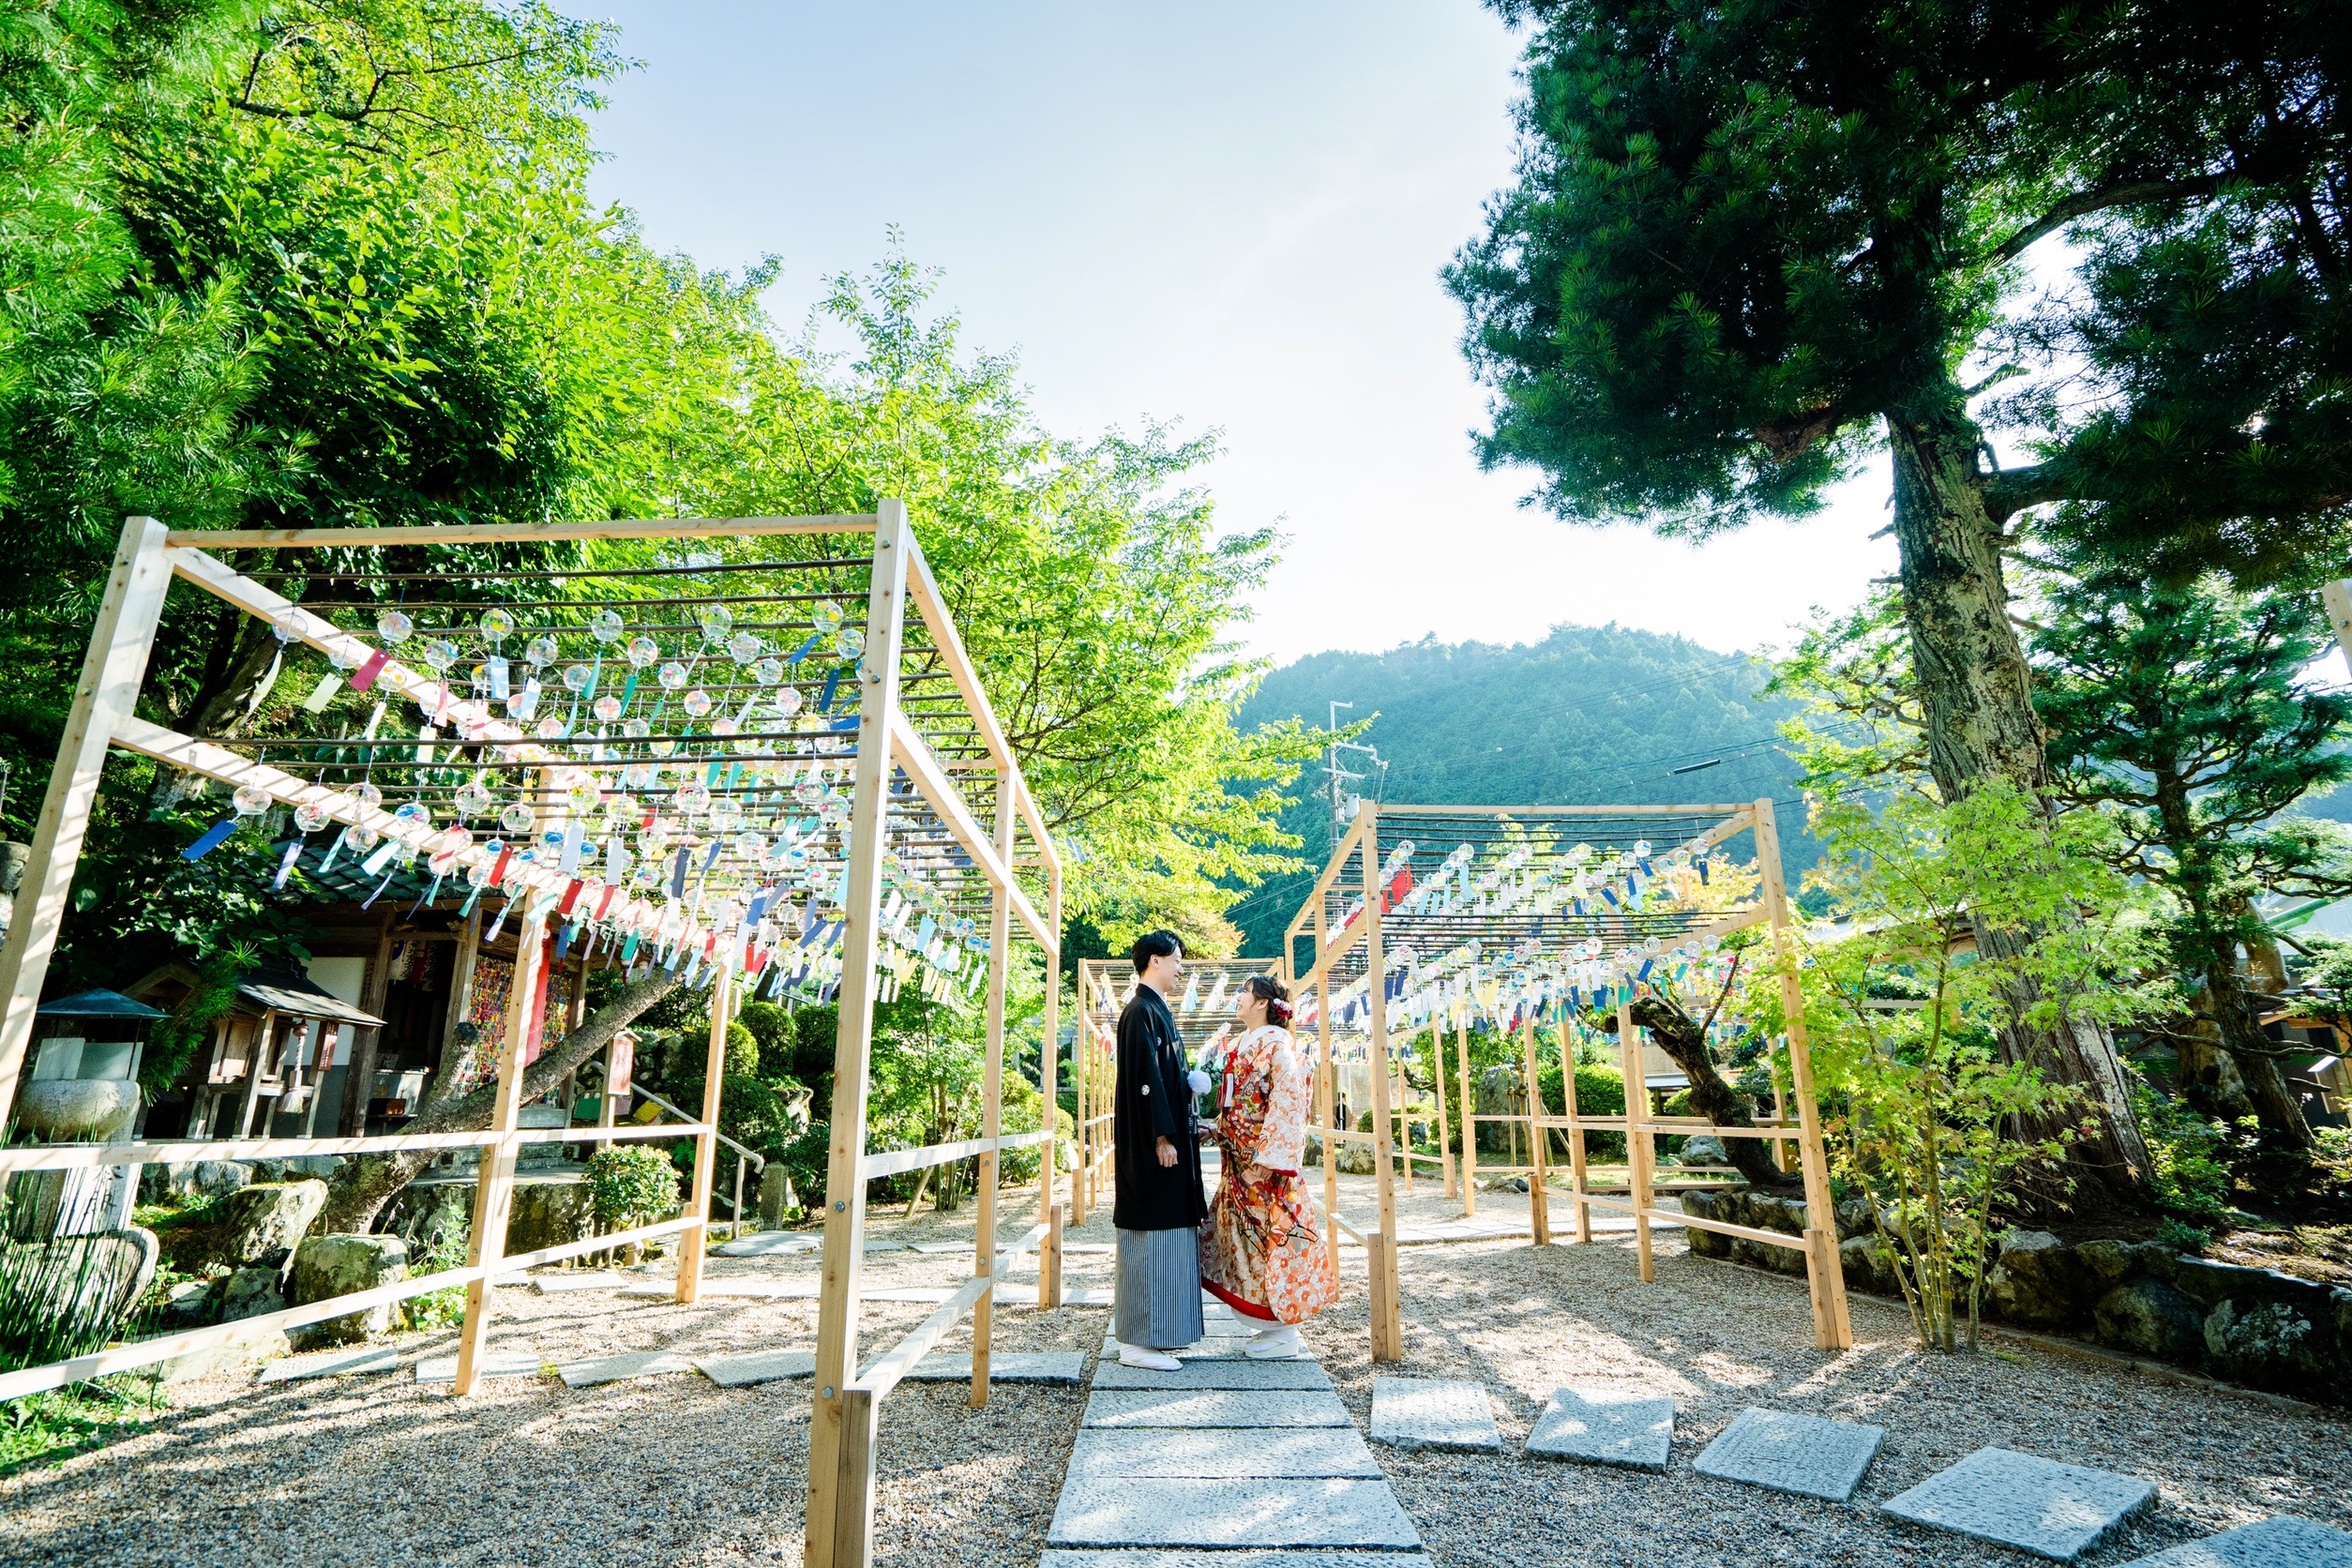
[1989,175,2225,264]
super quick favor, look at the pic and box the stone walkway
[1043,1297,1432,1567]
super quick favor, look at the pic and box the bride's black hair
[1242,973,1292,1027]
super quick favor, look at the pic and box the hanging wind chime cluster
[176,551,996,1010]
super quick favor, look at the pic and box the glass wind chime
[179,568,992,1010]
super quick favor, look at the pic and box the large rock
[505,1178,594,1256]
[13,1077,141,1140]
[288,1234,408,1346]
[219,1265,286,1322]
[1473,1067,1515,1153]
[221,1181,327,1269]
[384,1182,474,1250]
[190,1161,254,1199]
[0,1228,158,1340]
[1675,1134,1731,1168]
[2094,1278,2206,1364]
[758,1163,797,1228]
[2202,1289,2344,1400]
[1982,1229,2095,1330]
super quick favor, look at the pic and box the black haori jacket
[1111,984,1209,1231]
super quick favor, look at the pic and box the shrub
[2133,1081,2237,1223]
[397,1219,469,1332]
[724,1020,760,1079]
[736,1001,797,1080]
[775,1121,833,1210]
[585,1146,681,1230]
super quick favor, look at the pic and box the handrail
[0,1117,705,1177]
[634,1087,764,1239]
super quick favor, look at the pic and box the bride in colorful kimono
[1198,975,1340,1358]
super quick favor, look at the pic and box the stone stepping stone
[1044,1554,1435,1568]
[864,1240,910,1253]
[713,1232,820,1257]
[1067,1427,1381,1480]
[1369,1377,1501,1453]
[1064,1288,1115,1306]
[1882,1446,2158,1561]
[415,1350,541,1383]
[532,1272,624,1293]
[1526,1387,1675,1471]
[1092,1357,1333,1392]
[556,1349,693,1388]
[1692,1408,1884,1503]
[258,1346,400,1383]
[904,1351,1085,1385]
[1081,1389,1352,1429]
[2118,1517,2352,1568]
[865,1286,957,1304]
[1099,1335,1289,1361]
[1048,1478,1420,1549]
[908,1241,973,1254]
[695,1349,814,1387]
[1063,1244,1115,1255]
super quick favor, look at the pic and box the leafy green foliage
[1786,782,2162,1349]
[137,942,251,1094]
[2133,1081,2238,1226]
[735,1002,796,1081]
[584,1144,678,1230]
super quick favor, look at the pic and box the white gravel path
[1,1173,2344,1566]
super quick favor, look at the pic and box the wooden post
[455,915,545,1395]
[1560,1006,1591,1243]
[340,912,399,1135]
[1314,903,1341,1273]
[1362,814,1402,1363]
[806,499,912,1567]
[1070,963,1089,1228]
[1036,860,1062,1308]
[1431,1019,1455,1201]
[1041,1200,1064,1309]
[834,1386,879,1568]
[1520,1013,1550,1246]
[0,517,172,1119]
[1395,1061,1414,1195]
[1455,1007,1474,1217]
[1619,1000,1656,1283]
[674,964,731,1305]
[1756,795,1854,1351]
[970,768,1014,1408]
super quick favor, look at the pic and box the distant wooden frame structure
[0,505,1063,1568]
[1280,798,1852,1358]
[1067,956,1280,1226]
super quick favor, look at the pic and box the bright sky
[580,1,1900,668]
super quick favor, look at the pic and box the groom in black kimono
[1111,929,1208,1369]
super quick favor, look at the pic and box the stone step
[1081,1389,1352,1429]
[1691,1407,1884,1503]
[1881,1446,2157,1561]
[257,1346,400,1383]
[1099,1334,1293,1361]
[556,1349,692,1388]
[1368,1377,1501,1453]
[903,1352,1086,1386]
[1526,1387,1674,1471]
[1066,1427,1382,1481]
[1048,1479,1421,1551]
[414,1350,540,1383]
[1092,1358,1332,1392]
[2118,1516,2352,1567]
[695,1349,813,1387]
[1042,1554,1436,1568]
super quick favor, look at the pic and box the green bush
[724,1019,759,1079]
[776,1121,833,1210]
[671,1075,787,1199]
[1532,1061,1626,1159]
[736,1000,797,1079]
[586,1145,681,1229]
[2133,1082,2237,1223]
[790,1004,840,1087]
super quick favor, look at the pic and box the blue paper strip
[819,667,842,714]
[182,816,239,862]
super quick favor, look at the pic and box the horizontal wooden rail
[1312,1202,1364,1244]
[885,710,1052,952]
[849,1221,1049,1404]
[1660,1209,1808,1250]
[0,1214,695,1403]
[857,1130,1051,1182]
[1376,802,1756,817]
[164,515,878,548]
[0,1119,708,1176]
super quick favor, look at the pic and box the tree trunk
[2174,1013,2256,1123]
[1626,990,1791,1191]
[2202,942,2315,1152]
[1887,395,2153,1210]
[319,968,685,1233]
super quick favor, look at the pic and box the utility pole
[1321,701,1386,855]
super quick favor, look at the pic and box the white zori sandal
[1244,1324,1303,1359]
[1117,1344,1183,1371]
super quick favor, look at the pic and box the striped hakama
[1113,1225,1205,1349]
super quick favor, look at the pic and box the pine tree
[1446,0,2348,1205]
[2030,566,2352,1160]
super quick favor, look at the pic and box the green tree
[1447,0,2348,1199]
[2029,565,2352,1157]
[1787,784,2163,1347]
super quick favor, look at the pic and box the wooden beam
[0,518,173,1119]
[885,711,1051,951]
[806,499,912,1568]
[972,771,1014,1409]
[163,514,879,548]
[1376,803,1756,818]
[454,912,544,1395]
[674,966,731,1305]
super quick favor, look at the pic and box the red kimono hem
[1201,1279,1279,1321]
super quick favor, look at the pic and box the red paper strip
[557,878,584,916]
[488,846,512,887]
[350,648,389,692]
[594,884,618,921]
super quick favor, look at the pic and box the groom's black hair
[1129,929,1183,970]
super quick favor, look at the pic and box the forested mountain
[1229,624,1812,957]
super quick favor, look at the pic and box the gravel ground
[2,1171,2345,1567]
